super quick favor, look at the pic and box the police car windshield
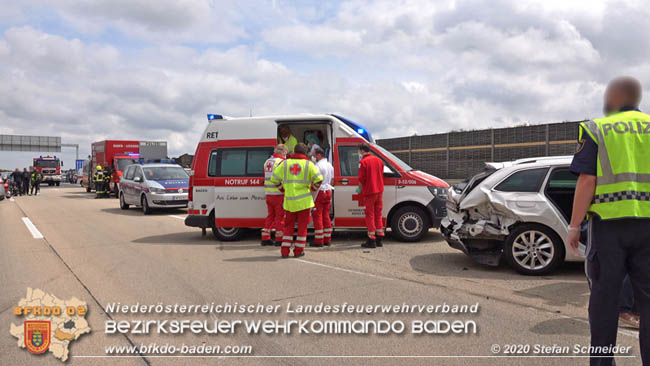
[35,160,59,168]
[373,144,413,172]
[143,166,188,180]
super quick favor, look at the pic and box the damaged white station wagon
[441,156,586,275]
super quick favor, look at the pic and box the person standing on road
[568,76,650,366]
[277,126,298,154]
[22,168,31,195]
[358,143,385,249]
[30,170,42,196]
[261,144,288,246]
[10,168,23,196]
[271,143,323,258]
[103,166,112,198]
[310,147,334,247]
[93,165,105,199]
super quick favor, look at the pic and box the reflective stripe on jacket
[270,154,323,212]
[264,155,285,195]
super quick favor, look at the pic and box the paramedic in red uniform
[358,143,385,248]
[310,147,334,247]
[261,144,288,246]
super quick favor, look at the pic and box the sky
[1,0,649,170]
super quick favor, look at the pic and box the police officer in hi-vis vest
[568,76,650,366]
[270,143,323,258]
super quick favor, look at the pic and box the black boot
[361,238,376,248]
[376,237,383,247]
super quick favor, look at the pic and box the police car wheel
[119,192,129,210]
[504,224,565,276]
[141,195,152,215]
[390,205,428,242]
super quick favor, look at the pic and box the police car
[118,163,189,214]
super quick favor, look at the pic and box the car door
[332,144,397,228]
[122,166,136,204]
[131,166,145,203]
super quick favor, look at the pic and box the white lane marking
[294,259,394,281]
[168,215,186,220]
[559,314,638,340]
[21,217,44,239]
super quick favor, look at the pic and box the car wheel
[504,224,565,276]
[119,192,129,210]
[141,195,151,215]
[210,213,244,241]
[390,205,429,242]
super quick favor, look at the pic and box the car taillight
[188,176,193,202]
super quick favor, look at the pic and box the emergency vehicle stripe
[593,190,650,204]
[285,192,313,201]
[584,120,650,185]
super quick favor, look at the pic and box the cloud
[2,0,650,170]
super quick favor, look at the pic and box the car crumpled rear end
[441,178,523,267]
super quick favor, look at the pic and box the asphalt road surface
[1,185,641,365]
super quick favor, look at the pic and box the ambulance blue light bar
[331,114,373,142]
[207,114,223,121]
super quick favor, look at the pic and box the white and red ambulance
[185,114,449,242]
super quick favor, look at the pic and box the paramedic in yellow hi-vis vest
[261,144,288,247]
[270,143,323,258]
[568,76,650,366]
[278,125,298,154]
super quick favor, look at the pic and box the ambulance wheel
[119,192,129,210]
[210,214,244,241]
[390,205,428,242]
[141,195,152,215]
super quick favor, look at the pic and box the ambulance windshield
[373,144,413,172]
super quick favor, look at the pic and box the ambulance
[184,114,450,242]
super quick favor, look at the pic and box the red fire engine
[33,155,62,186]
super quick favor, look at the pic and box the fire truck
[83,140,168,196]
[33,155,62,186]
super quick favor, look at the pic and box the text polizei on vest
[601,121,650,136]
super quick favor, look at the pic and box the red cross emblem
[352,193,364,207]
[265,162,274,171]
[289,163,302,176]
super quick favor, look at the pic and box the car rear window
[494,167,549,193]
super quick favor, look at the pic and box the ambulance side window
[208,148,274,177]
[338,146,360,177]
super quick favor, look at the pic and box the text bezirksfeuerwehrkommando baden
[105,302,479,315]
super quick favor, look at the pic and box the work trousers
[586,217,650,366]
[262,194,285,241]
[312,190,332,245]
[363,192,384,240]
[95,181,104,197]
[30,182,40,195]
[281,209,310,257]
